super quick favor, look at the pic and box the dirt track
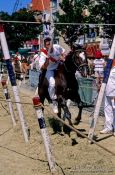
[0,82,115,175]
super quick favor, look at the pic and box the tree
[0,9,42,51]
[58,0,115,45]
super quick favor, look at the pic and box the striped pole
[88,35,115,143]
[33,97,57,175]
[0,58,4,82]
[0,23,29,143]
[6,76,10,85]
[0,72,3,82]
[34,87,38,96]
[1,80,16,126]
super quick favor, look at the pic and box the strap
[49,56,57,63]
[41,48,48,57]
[41,48,57,63]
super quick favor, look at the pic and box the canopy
[18,48,31,55]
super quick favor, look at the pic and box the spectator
[100,38,110,57]
[100,59,115,135]
[12,57,22,80]
[93,49,106,91]
[15,52,21,61]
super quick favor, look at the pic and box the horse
[38,46,89,140]
[21,58,30,83]
[12,57,30,86]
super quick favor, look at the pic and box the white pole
[88,35,115,142]
[1,80,16,126]
[0,24,29,142]
[34,87,38,96]
[6,76,9,85]
[0,73,3,82]
[33,97,57,174]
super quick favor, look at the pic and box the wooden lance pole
[1,80,16,126]
[0,23,29,143]
[32,97,58,175]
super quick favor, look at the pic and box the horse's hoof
[71,139,78,146]
[74,119,81,125]
[57,131,65,136]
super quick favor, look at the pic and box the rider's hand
[42,58,49,69]
[60,53,65,62]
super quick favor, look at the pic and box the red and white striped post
[32,97,57,175]
[88,35,115,143]
[0,69,3,82]
[1,80,16,126]
[0,23,29,143]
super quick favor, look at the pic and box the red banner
[86,42,99,58]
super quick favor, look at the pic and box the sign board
[85,42,100,58]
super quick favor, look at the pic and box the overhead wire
[0,20,115,26]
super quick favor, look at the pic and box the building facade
[31,0,59,12]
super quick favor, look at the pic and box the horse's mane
[64,51,78,74]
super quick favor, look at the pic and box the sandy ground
[0,80,115,175]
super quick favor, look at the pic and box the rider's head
[44,37,52,51]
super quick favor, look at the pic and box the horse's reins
[42,103,115,156]
[72,52,83,71]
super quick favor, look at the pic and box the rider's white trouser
[104,96,115,131]
[45,70,57,100]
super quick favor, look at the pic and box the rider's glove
[42,58,49,69]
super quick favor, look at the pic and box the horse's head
[72,44,88,77]
[64,44,89,77]
[74,50,86,64]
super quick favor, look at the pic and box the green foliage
[58,0,115,41]
[0,9,42,51]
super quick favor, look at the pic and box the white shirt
[100,38,110,56]
[106,66,115,97]
[15,54,21,61]
[39,44,65,71]
[93,58,105,72]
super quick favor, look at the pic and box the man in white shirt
[15,52,21,61]
[100,59,115,135]
[38,37,65,113]
[12,57,22,80]
[100,38,110,56]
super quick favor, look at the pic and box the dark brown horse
[38,48,89,137]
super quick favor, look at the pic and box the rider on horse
[38,37,65,113]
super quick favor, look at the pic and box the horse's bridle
[63,52,82,73]
[72,53,82,72]
[72,51,88,77]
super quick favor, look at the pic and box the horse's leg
[69,86,83,125]
[60,98,72,132]
[61,99,78,145]
[58,96,71,121]
[74,105,83,125]
[55,104,63,134]
[48,103,63,134]
[38,86,45,112]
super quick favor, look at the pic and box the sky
[0,0,31,14]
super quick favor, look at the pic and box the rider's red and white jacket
[38,44,65,71]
